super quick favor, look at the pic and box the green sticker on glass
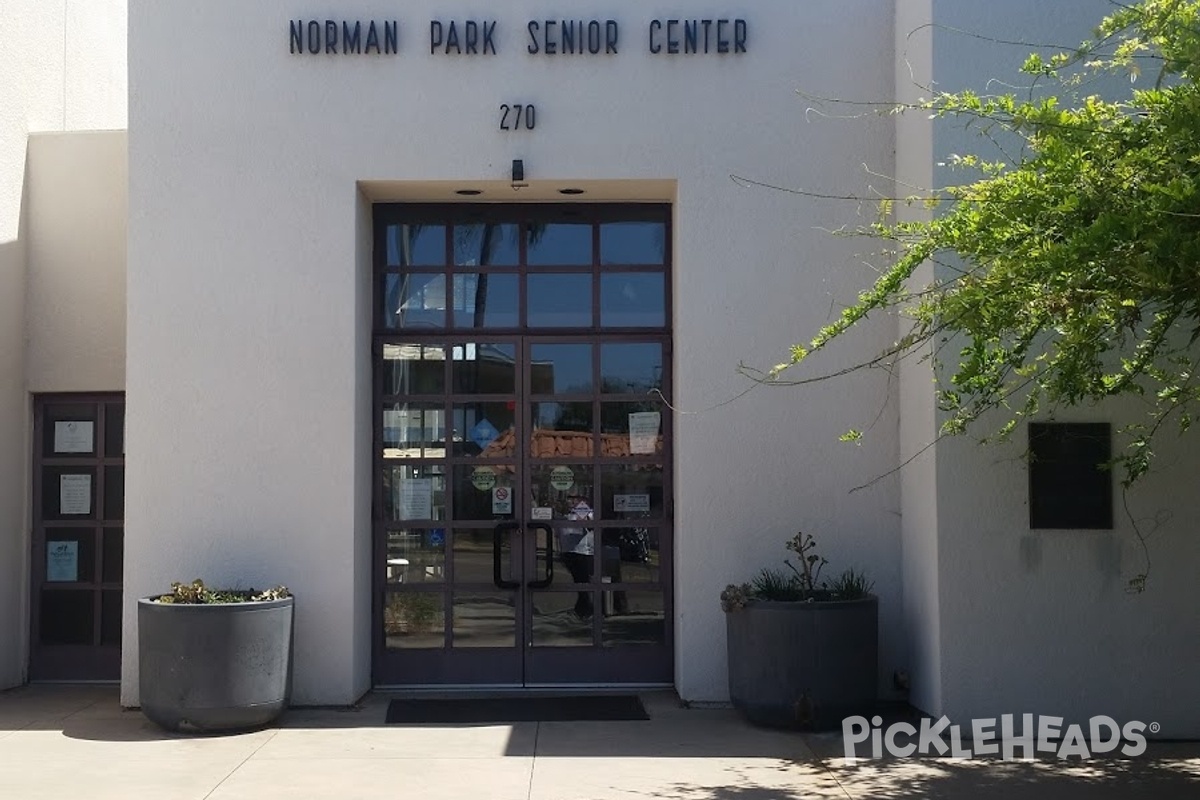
[471,466,497,491]
[549,466,575,492]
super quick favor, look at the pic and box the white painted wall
[0,0,127,689]
[918,0,1200,736]
[126,0,902,704]
[26,132,128,394]
[893,0,942,717]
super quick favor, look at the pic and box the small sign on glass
[54,421,94,454]
[59,474,91,515]
[47,541,79,582]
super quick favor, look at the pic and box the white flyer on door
[398,478,433,520]
[54,421,94,453]
[628,412,661,454]
[59,474,91,515]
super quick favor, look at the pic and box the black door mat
[385,695,649,724]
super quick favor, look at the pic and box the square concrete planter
[726,596,878,730]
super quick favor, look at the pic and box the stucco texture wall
[0,0,128,689]
[127,0,901,704]
[923,0,1200,736]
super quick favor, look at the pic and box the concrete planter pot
[138,596,294,733]
[726,596,878,730]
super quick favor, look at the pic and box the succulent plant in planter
[723,532,878,730]
[139,579,295,733]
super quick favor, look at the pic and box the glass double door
[375,336,672,686]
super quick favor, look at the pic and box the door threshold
[373,683,673,696]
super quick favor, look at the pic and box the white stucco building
[2,0,1196,736]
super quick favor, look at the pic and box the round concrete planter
[726,596,878,730]
[138,596,294,733]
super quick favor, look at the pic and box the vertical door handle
[493,521,521,589]
[526,523,554,589]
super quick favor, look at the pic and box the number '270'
[499,104,536,131]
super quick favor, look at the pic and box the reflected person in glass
[559,495,595,617]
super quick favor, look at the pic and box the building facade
[2,0,1197,736]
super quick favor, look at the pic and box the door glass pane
[383,273,446,329]
[452,402,516,458]
[42,467,96,521]
[384,466,447,522]
[385,224,446,267]
[383,403,445,459]
[383,344,446,395]
[599,527,660,583]
[385,592,446,649]
[101,590,122,645]
[600,221,666,265]
[454,223,519,267]
[532,403,594,458]
[386,528,446,584]
[530,464,595,519]
[452,274,519,328]
[102,528,123,583]
[601,343,663,393]
[530,344,593,394]
[528,274,592,328]
[602,590,665,646]
[453,593,516,648]
[532,592,594,646]
[40,590,94,645]
[527,223,592,266]
[451,343,517,393]
[452,466,517,520]
[452,528,510,584]
[42,404,98,457]
[601,402,664,457]
[103,466,124,521]
[47,531,95,583]
[104,403,125,457]
[600,274,665,328]
[600,465,665,518]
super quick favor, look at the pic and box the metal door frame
[371,203,673,687]
[29,393,125,681]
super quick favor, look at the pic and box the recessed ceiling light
[455,189,483,196]
[559,188,586,195]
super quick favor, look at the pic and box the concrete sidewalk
[1,685,1198,799]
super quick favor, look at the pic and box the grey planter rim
[727,595,878,612]
[138,596,294,612]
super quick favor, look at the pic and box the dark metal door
[29,394,125,681]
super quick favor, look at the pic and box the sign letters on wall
[289,17,749,57]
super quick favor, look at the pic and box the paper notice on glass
[492,486,513,515]
[60,474,91,515]
[628,412,661,454]
[47,541,78,582]
[614,494,651,513]
[397,478,433,520]
[54,421,94,453]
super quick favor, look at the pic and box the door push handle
[526,523,554,589]
[493,521,521,590]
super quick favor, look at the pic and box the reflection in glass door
[374,204,673,687]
